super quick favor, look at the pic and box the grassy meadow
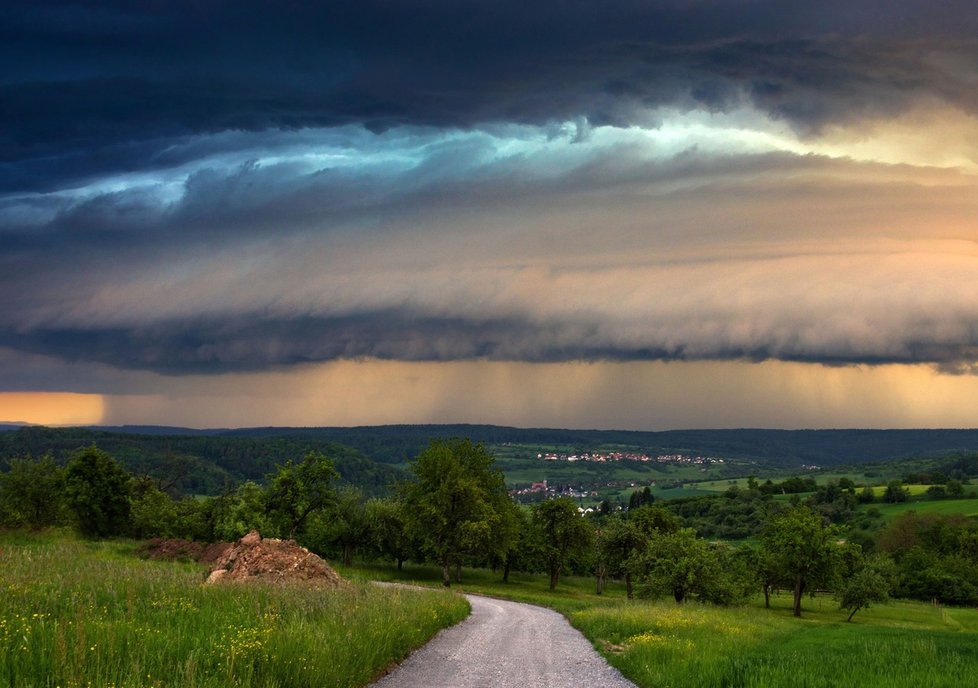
[344,561,978,688]
[0,531,468,688]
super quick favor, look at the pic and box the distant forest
[0,426,404,496]
[5,425,978,497]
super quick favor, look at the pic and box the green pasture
[864,498,978,519]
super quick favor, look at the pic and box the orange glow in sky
[0,392,105,426]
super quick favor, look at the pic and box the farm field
[346,561,978,688]
[864,497,978,519]
[0,531,468,688]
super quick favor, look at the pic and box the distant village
[536,451,723,465]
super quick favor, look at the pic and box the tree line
[3,439,977,613]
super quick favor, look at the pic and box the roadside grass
[348,560,978,688]
[0,530,468,688]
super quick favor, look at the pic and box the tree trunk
[343,543,353,567]
[793,575,804,617]
[503,560,511,584]
[454,561,462,583]
[764,583,771,609]
[625,572,633,600]
[846,606,860,622]
[549,566,559,591]
[674,587,685,604]
[595,565,605,595]
[397,557,403,571]
[441,559,451,587]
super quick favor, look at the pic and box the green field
[0,531,468,688]
[865,498,978,519]
[347,561,978,688]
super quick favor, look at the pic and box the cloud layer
[2,1,978,424]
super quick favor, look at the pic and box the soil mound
[138,538,231,565]
[205,530,345,587]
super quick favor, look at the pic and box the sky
[2,0,978,429]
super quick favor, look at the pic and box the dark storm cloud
[3,1,978,190]
[4,310,978,376]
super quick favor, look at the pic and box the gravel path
[370,591,637,688]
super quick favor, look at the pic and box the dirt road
[370,592,637,688]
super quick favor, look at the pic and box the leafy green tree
[531,497,594,591]
[597,515,645,598]
[266,451,339,539]
[129,480,178,538]
[64,446,132,538]
[327,486,369,566]
[214,481,274,541]
[761,506,841,617]
[0,453,66,529]
[882,481,910,503]
[946,479,964,498]
[635,528,750,604]
[857,486,876,504]
[836,553,896,621]
[492,496,526,583]
[400,439,510,587]
[365,497,413,570]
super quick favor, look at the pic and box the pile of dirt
[137,538,231,565]
[205,530,345,587]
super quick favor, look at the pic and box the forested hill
[47,424,978,466]
[0,426,404,496]
[6,425,978,493]
[212,425,978,467]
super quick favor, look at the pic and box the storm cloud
[2,0,978,427]
[4,1,978,189]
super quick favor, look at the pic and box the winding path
[370,590,637,688]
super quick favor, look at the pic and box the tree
[129,479,178,538]
[857,486,876,504]
[882,481,910,503]
[265,451,338,540]
[761,506,841,617]
[400,439,509,587]
[214,481,274,541]
[597,516,643,598]
[0,453,65,529]
[531,497,594,591]
[836,553,896,622]
[596,505,678,599]
[64,446,132,538]
[635,528,750,604]
[365,497,413,570]
[328,486,369,566]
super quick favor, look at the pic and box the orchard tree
[636,528,740,604]
[64,446,132,538]
[762,506,842,617]
[365,497,413,570]
[597,515,645,598]
[328,486,369,566]
[836,553,896,622]
[215,481,274,541]
[531,497,594,591]
[400,439,510,587]
[0,453,65,529]
[265,451,338,540]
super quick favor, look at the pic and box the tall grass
[0,531,468,688]
[571,595,978,687]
